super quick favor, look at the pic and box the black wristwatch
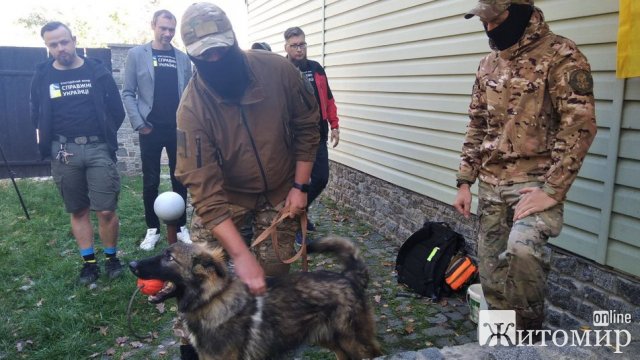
[456,179,473,188]
[292,182,310,193]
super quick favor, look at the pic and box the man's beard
[290,56,308,69]
[55,52,75,67]
[190,44,250,103]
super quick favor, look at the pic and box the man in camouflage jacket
[453,0,596,331]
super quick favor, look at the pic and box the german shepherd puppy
[129,236,382,360]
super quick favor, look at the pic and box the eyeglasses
[287,43,307,50]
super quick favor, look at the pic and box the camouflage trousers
[189,198,299,276]
[477,181,563,330]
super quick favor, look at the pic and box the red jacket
[310,61,339,130]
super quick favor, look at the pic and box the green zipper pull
[427,247,440,262]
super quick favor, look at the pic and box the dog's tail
[307,236,369,290]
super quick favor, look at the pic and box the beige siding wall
[247,0,640,277]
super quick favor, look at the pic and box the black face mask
[190,43,250,103]
[485,4,534,50]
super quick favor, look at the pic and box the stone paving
[292,198,479,358]
[295,198,640,360]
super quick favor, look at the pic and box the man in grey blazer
[122,9,193,250]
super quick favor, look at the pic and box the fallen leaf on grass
[130,341,144,349]
[405,323,415,334]
[155,302,165,313]
[374,295,382,303]
[19,278,35,291]
[105,348,116,356]
[36,299,44,307]
[116,336,129,345]
[382,261,394,267]
[89,352,100,358]
[98,326,109,336]
[16,341,23,352]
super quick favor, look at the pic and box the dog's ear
[192,253,226,279]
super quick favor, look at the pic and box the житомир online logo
[478,310,633,353]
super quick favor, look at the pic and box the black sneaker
[79,262,99,284]
[104,257,123,279]
[295,231,313,251]
[307,221,316,232]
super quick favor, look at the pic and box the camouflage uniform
[457,4,597,329]
[189,198,298,276]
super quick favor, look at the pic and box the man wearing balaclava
[175,3,320,296]
[453,0,596,336]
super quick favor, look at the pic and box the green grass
[0,175,179,359]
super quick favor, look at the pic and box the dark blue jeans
[307,140,329,208]
[139,127,187,229]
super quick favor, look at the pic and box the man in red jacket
[284,26,340,244]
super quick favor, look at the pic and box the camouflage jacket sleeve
[544,41,597,201]
[457,73,488,184]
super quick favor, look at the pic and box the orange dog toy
[136,278,165,295]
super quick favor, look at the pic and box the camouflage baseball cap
[464,0,534,22]
[181,2,235,57]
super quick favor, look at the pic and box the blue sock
[104,247,117,259]
[80,247,96,263]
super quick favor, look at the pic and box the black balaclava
[189,43,250,103]
[485,4,534,50]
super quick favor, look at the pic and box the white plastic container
[467,283,488,323]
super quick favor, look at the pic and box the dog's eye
[164,252,175,262]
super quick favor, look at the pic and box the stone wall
[109,44,142,176]
[326,162,640,336]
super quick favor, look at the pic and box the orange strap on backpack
[445,255,477,291]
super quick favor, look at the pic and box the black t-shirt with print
[49,63,101,137]
[148,48,179,128]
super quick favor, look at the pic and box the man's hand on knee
[513,187,558,221]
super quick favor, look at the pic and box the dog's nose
[129,261,139,273]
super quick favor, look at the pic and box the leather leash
[250,207,308,271]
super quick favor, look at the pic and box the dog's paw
[148,281,176,303]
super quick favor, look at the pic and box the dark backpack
[395,222,466,300]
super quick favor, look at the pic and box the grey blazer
[122,42,192,131]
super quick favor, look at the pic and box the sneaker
[294,231,311,251]
[140,228,160,250]
[104,257,124,279]
[307,221,316,232]
[177,226,192,244]
[79,262,99,285]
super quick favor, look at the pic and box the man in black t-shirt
[123,10,193,250]
[30,22,126,285]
